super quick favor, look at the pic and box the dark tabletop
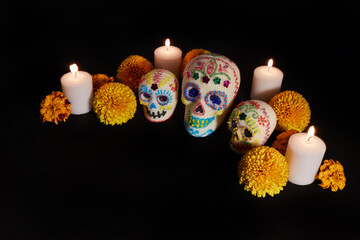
[2,1,359,239]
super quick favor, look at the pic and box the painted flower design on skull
[139,69,178,122]
[228,100,277,154]
[182,54,240,137]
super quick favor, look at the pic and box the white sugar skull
[182,54,240,137]
[228,100,277,154]
[139,69,178,122]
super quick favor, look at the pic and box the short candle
[285,126,327,185]
[250,59,284,102]
[154,38,182,78]
[60,64,93,115]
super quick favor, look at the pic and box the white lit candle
[285,126,326,185]
[250,59,284,102]
[60,64,93,115]
[154,38,182,78]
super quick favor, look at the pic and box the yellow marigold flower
[180,48,211,75]
[238,146,289,198]
[269,90,311,132]
[93,82,137,126]
[40,91,71,125]
[92,73,114,92]
[116,55,154,91]
[316,159,346,192]
[271,129,298,155]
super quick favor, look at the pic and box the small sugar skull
[139,69,178,122]
[228,100,277,154]
[182,54,240,137]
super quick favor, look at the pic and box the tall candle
[154,38,182,78]
[250,59,284,102]
[285,126,326,185]
[61,64,93,115]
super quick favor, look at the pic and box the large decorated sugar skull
[228,100,277,154]
[182,54,241,137]
[139,69,178,122]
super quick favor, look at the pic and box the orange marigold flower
[116,55,153,91]
[180,48,211,75]
[316,159,346,192]
[92,73,114,92]
[269,90,311,132]
[238,146,289,198]
[93,82,137,126]
[40,91,71,125]
[271,129,298,155]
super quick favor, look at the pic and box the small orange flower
[92,73,114,92]
[180,48,211,74]
[271,129,298,155]
[116,55,153,91]
[40,91,71,124]
[316,159,346,192]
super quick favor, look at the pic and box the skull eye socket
[210,95,221,105]
[228,118,238,131]
[157,95,169,106]
[183,82,201,102]
[139,91,152,103]
[243,128,253,139]
[189,88,199,98]
[155,89,173,106]
[204,90,228,111]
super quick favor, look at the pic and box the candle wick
[75,72,78,77]
[268,66,272,72]
[307,136,313,143]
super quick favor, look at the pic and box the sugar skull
[182,54,240,137]
[228,100,277,154]
[139,69,178,122]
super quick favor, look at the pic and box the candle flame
[70,64,78,77]
[307,126,315,142]
[165,38,170,50]
[267,59,273,71]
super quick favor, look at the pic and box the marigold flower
[180,48,211,74]
[93,82,137,125]
[316,159,346,192]
[116,55,153,91]
[269,90,311,132]
[238,146,289,198]
[92,73,114,92]
[40,91,71,125]
[271,129,298,155]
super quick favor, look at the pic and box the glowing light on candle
[70,64,78,77]
[267,59,273,71]
[307,126,315,142]
[154,38,182,78]
[165,38,170,50]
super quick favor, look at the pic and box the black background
[2,1,360,239]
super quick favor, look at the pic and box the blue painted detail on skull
[150,103,157,109]
[184,120,214,137]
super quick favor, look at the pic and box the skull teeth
[147,108,167,119]
[188,114,215,129]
